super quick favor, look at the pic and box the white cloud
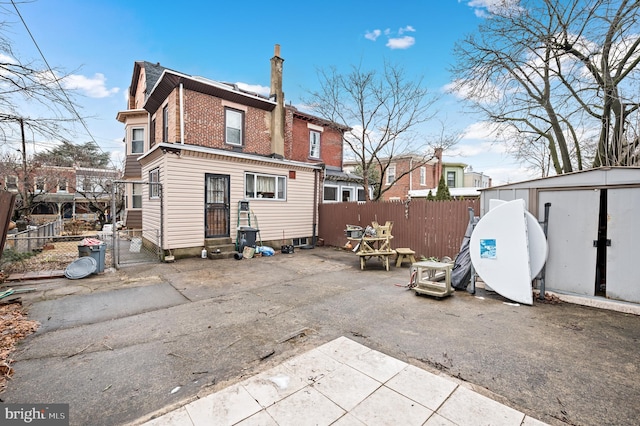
[0,53,18,64]
[62,73,119,98]
[444,78,504,103]
[365,29,381,41]
[386,36,415,50]
[465,0,523,18]
[398,25,416,34]
[235,82,270,97]
[365,26,417,50]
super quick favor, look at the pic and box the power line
[10,0,120,169]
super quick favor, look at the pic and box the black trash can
[237,226,258,251]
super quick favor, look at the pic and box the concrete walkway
[141,337,547,426]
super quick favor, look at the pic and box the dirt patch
[1,250,112,277]
[0,301,39,394]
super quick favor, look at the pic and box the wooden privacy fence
[318,199,480,260]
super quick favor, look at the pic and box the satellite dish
[489,199,548,278]
[471,199,533,305]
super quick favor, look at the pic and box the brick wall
[380,157,439,200]
[182,90,272,155]
[288,118,343,167]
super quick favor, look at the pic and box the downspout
[312,166,322,247]
[179,83,185,144]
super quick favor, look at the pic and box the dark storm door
[205,174,230,238]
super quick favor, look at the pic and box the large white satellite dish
[489,199,548,278]
[471,199,534,305]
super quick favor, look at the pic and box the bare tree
[306,62,443,201]
[450,0,640,175]
[0,6,82,154]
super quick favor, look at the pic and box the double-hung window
[132,183,142,208]
[309,130,320,158]
[420,167,426,186]
[245,172,285,200]
[35,177,45,192]
[132,128,144,154]
[447,171,456,188]
[225,108,244,146]
[149,168,160,198]
[6,176,17,191]
[58,179,67,192]
[386,165,396,185]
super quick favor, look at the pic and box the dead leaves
[0,301,39,393]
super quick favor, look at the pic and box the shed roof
[483,167,640,190]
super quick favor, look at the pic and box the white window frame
[244,172,286,200]
[80,177,92,192]
[323,184,339,202]
[132,183,142,208]
[341,186,354,202]
[35,177,45,193]
[386,164,396,185]
[309,130,321,159]
[447,171,456,188]
[149,168,160,199]
[6,176,18,191]
[357,187,367,202]
[58,178,67,192]
[420,167,426,186]
[131,128,144,154]
[225,108,244,146]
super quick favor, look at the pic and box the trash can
[78,243,106,273]
[237,226,258,251]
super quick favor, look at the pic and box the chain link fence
[2,220,160,275]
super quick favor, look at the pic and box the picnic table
[347,221,395,271]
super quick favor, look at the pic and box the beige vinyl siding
[156,150,317,250]
[241,164,316,241]
[141,154,164,236]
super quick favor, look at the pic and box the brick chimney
[270,44,285,158]
[434,147,443,186]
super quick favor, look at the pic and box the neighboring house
[116,45,351,257]
[323,167,371,202]
[442,162,466,189]
[408,161,492,199]
[343,150,443,201]
[464,168,492,188]
[1,164,119,221]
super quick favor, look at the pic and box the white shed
[479,167,640,304]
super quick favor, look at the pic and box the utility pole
[19,117,29,218]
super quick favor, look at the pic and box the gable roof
[130,61,170,101]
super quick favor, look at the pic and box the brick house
[1,164,118,221]
[117,45,355,257]
[343,149,443,201]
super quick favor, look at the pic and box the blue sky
[5,0,537,185]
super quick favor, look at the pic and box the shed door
[205,174,230,238]
[538,190,600,296]
[606,188,640,303]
